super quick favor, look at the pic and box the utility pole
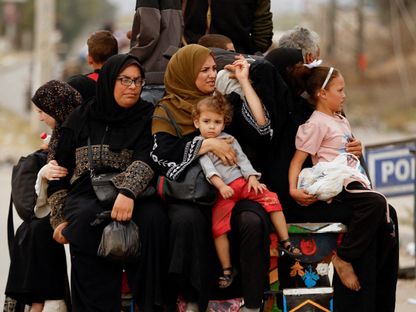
[326,0,337,58]
[31,0,56,132]
[356,0,367,75]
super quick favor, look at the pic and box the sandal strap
[280,238,290,246]
[222,267,233,274]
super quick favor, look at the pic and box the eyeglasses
[117,77,145,87]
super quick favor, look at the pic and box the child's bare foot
[332,253,361,291]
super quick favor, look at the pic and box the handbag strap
[7,194,14,259]
[87,137,95,177]
[87,124,110,176]
[152,104,183,138]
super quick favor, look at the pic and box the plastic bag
[298,153,370,202]
[97,219,141,262]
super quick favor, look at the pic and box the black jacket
[183,0,273,54]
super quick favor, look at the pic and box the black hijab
[67,74,97,101]
[265,48,303,85]
[90,53,150,124]
[32,80,82,160]
[85,53,154,151]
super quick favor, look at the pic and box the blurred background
[0,0,415,310]
[0,0,415,155]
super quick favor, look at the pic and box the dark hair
[198,34,233,51]
[87,30,118,64]
[288,65,340,103]
[192,92,233,125]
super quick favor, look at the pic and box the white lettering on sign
[395,159,411,181]
[381,161,395,183]
[380,158,414,183]
[366,142,416,197]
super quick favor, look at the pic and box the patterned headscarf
[32,80,82,160]
[152,44,213,136]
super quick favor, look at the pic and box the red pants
[212,177,282,238]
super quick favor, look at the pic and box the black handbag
[153,104,217,206]
[88,137,119,209]
[88,138,156,209]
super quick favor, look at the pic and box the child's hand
[290,188,317,206]
[247,176,267,195]
[219,185,234,199]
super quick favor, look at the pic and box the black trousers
[280,184,398,312]
[229,203,270,309]
[333,205,398,312]
[335,182,387,262]
[166,200,271,311]
[68,198,169,312]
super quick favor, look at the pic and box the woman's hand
[200,137,237,166]
[53,222,69,244]
[290,188,318,206]
[43,160,68,181]
[346,138,363,158]
[111,193,134,221]
[247,176,267,195]
[224,55,250,82]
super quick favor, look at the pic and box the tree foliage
[56,0,115,44]
[371,0,415,23]
[14,0,115,48]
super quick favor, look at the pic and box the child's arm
[289,150,318,206]
[199,154,234,199]
[210,175,234,199]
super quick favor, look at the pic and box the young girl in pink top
[289,66,392,292]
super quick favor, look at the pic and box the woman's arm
[47,127,76,230]
[112,122,155,221]
[225,55,267,126]
[198,137,237,166]
[289,150,318,206]
[152,132,237,180]
[346,137,363,158]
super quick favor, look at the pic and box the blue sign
[365,139,416,197]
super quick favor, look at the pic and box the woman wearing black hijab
[49,54,169,311]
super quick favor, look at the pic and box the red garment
[87,72,99,81]
[212,177,282,238]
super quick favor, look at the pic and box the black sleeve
[47,127,76,196]
[151,131,204,180]
[113,117,155,199]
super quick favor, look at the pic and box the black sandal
[219,267,236,289]
[279,239,302,258]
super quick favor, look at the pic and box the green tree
[56,0,115,44]
[14,0,115,50]
[371,0,414,23]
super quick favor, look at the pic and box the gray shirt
[198,132,261,185]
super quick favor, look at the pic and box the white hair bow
[303,59,323,69]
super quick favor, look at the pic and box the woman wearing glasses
[49,54,169,311]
